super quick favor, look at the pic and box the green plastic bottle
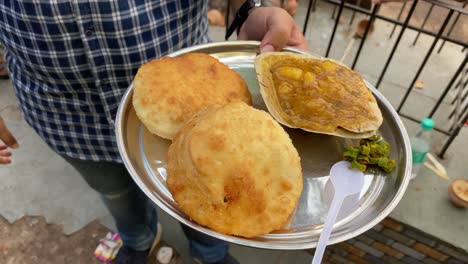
[410,118,434,180]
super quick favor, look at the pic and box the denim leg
[181,224,229,263]
[63,156,156,251]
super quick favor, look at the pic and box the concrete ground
[1,1,467,263]
[0,216,108,264]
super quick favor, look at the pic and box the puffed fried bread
[133,53,252,139]
[166,102,303,238]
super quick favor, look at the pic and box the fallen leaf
[415,80,425,89]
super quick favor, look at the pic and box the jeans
[64,156,229,263]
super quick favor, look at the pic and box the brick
[366,230,394,245]
[413,243,448,262]
[356,234,374,245]
[382,229,416,246]
[446,258,464,264]
[330,253,352,264]
[354,241,384,258]
[383,256,404,264]
[322,254,332,264]
[402,256,423,264]
[392,243,426,260]
[347,254,371,264]
[372,223,383,232]
[372,241,404,259]
[336,242,366,257]
[382,218,404,232]
[436,244,468,262]
[403,229,437,247]
[363,254,385,263]
[331,246,348,257]
[421,258,441,264]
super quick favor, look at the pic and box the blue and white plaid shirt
[0,1,209,162]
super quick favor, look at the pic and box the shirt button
[85,29,93,37]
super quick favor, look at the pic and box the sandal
[147,223,184,264]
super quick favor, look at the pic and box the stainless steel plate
[115,41,411,250]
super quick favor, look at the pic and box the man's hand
[238,7,308,53]
[0,115,18,164]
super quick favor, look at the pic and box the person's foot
[211,254,239,264]
[113,223,182,264]
[147,240,183,264]
[193,253,239,264]
[147,223,183,264]
[283,0,298,16]
[113,246,149,264]
[207,9,225,27]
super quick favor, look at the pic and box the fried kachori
[255,52,382,138]
[166,102,303,238]
[133,53,252,140]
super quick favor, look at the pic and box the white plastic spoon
[312,161,364,264]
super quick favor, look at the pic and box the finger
[0,156,11,164]
[287,25,309,51]
[0,116,19,149]
[0,150,12,157]
[260,16,294,52]
[237,25,249,40]
[0,144,7,151]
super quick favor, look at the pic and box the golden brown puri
[133,53,252,140]
[255,52,383,138]
[166,102,303,238]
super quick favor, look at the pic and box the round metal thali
[115,41,412,250]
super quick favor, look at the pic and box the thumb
[260,22,293,53]
[237,24,249,41]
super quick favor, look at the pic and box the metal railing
[227,0,467,158]
[310,0,467,158]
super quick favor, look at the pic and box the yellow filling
[271,60,375,132]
